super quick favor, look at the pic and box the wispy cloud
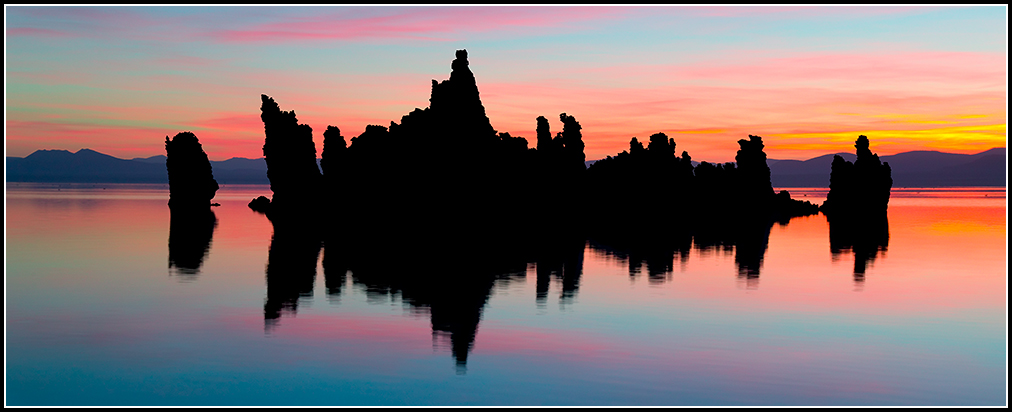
[207,7,622,43]
[6,27,71,37]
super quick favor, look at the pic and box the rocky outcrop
[734,135,775,209]
[559,112,586,175]
[821,135,893,218]
[257,94,323,217]
[165,131,218,208]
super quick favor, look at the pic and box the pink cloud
[6,27,70,37]
[153,55,222,68]
[208,7,623,43]
[7,70,97,85]
[674,5,938,19]
[192,113,263,133]
[669,51,1006,90]
[6,7,185,41]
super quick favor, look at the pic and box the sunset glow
[5,6,1006,163]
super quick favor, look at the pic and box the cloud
[206,6,622,43]
[6,27,71,37]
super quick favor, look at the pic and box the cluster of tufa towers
[164,49,892,238]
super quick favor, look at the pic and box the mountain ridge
[5,146,1006,187]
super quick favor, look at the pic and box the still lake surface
[5,184,1007,406]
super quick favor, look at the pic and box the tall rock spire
[428,49,496,148]
[260,94,322,215]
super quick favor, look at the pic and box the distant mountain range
[6,149,270,184]
[766,147,1006,187]
[6,147,1006,187]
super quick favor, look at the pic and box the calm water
[5,184,1007,406]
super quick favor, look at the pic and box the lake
[4,183,1007,406]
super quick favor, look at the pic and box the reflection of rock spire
[167,208,217,280]
[263,224,322,331]
[829,214,889,284]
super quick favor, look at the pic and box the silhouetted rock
[320,125,346,179]
[248,196,271,214]
[734,135,775,212]
[821,135,893,218]
[560,112,586,175]
[535,115,552,152]
[165,132,218,209]
[259,94,323,218]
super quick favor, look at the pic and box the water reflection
[260,226,588,373]
[533,236,585,307]
[255,211,893,371]
[329,233,529,375]
[589,219,780,289]
[828,214,890,286]
[264,223,322,329]
[167,208,218,280]
[589,231,692,285]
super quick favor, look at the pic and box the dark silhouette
[164,131,220,280]
[590,218,778,287]
[213,49,904,368]
[320,125,347,206]
[258,227,583,373]
[165,132,218,209]
[734,134,776,213]
[821,135,893,218]
[254,94,323,221]
[248,195,271,214]
[816,136,892,283]
[589,231,692,285]
[167,208,217,279]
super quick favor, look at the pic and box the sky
[5,5,1007,163]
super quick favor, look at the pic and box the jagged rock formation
[821,135,893,218]
[734,135,775,211]
[247,49,823,282]
[258,94,323,217]
[312,49,569,237]
[559,113,586,175]
[320,125,346,181]
[165,131,218,208]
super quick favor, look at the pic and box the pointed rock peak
[855,135,872,158]
[449,49,474,83]
[453,49,469,70]
[856,135,870,150]
[261,94,282,116]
